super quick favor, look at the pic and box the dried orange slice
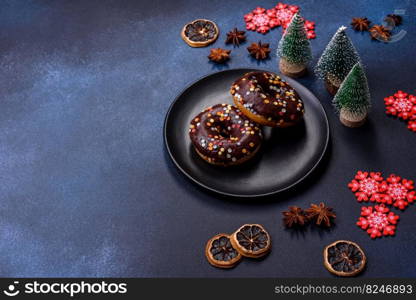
[205,233,242,268]
[323,240,366,277]
[181,19,219,47]
[230,224,271,258]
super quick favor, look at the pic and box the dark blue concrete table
[0,0,415,277]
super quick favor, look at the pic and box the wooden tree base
[340,108,367,128]
[325,74,342,96]
[279,58,307,78]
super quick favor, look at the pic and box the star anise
[385,14,402,26]
[351,17,371,31]
[369,25,391,42]
[226,28,246,47]
[305,203,336,227]
[247,41,270,60]
[208,48,231,63]
[282,206,308,228]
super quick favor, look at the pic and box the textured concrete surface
[0,0,415,277]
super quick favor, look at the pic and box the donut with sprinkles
[189,104,263,166]
[231,71,305,127]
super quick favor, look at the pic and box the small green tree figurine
[315,26,360,95]
[277,13,311,78]
[333,62,371,127]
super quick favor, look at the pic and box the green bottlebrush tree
[315,26,360,81]
[333,62,370,115]
[277,13,312,65]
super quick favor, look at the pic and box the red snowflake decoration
[244,2,316,38]
[384,90,416,132]
[384,91,416,120]
[348,171,415,210]
[357,205,399,239]
[244,7,271,33]
[383,174,416,210]
[348,171,385,202]
[274,4,299,29]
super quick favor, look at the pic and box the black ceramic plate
[164,68,329,197]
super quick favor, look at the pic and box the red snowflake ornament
[384,91,416,120]
[244,3,316,39]
[382,174,416,210]
[384,90,416,132]
[348,171,416,210]
[275,5,298,29]
[244,7,271,33]
[348,171,385,202]
[357,205,399,239]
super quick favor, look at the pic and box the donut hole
[218,127,231,139]
[211,123,232,139]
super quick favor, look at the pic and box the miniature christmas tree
[333,62,371,127]
[277,13,312,78]
[315,26,360,95]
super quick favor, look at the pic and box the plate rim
[163,68,330,198]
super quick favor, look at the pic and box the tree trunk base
[279,58,307,78]
[340,108,367,128]
[325,74,342,96]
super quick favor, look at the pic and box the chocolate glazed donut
[231,71,305,127]
[189,104,262,166]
